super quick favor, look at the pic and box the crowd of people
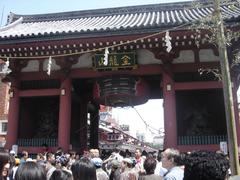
[0,147,238,180]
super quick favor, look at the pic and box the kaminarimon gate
[0,1,240,154]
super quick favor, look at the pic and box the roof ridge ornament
[0,17,23,32]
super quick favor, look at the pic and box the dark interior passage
[176,89,227,136]
[18,96,59,138]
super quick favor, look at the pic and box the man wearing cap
[120,158,138,180]
[10,150,16,157]
[109,160,121,180]
[91,157,109,180]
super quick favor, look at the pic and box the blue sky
[0,0,191,26]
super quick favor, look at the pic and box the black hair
[50,169,73,180]
[15,161,46,180]
[21,151,28,158]
[143,157,157,175]
[0,150,9,179]
[142,150,148,157]
[175,152,186,166]
[8,155,16,180]
[71,157,97,180]
[184,150,230,180]
[69,151,76,157]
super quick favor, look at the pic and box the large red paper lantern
[93,76,149,107]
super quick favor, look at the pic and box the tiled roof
[0,0,239,41]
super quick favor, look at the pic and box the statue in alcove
[35,112,57,138]
[183,105,213,136]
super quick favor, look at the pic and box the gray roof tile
[0,0,239,41]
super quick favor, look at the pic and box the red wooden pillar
[58,78,71,152]
[163,72,177,148]
[5,80,20,150]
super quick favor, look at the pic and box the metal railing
[178,135,227,145]
[17,138,57,147]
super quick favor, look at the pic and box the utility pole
[214,0,240,175]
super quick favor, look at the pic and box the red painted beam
[18,63,222,80]
[175,81,222,90]
[19,65,163,80]
[18,63,223,81]
[70,65,163,78]
[19,89,60,97]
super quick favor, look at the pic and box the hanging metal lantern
[93,76,149,107]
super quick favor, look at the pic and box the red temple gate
[0,1,239,153]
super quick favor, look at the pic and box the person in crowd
[45,153,56,180]
[36,153,45,166]
[82,150,90,159]
[50,169,73,180]
[55,147,64,157]
[119,151,126,159]
[93,149,100,158]
[161,148,184,180]
[20,151,28,164]
[120,158,138,180]
[14,161,46,180]
[154,150,167,177]
[71,157,97,180]
[91,157,109,180]
[75,153,81,161]
[139,157,162,180]
[109,160,121,180]
[141,151,148,158]
[125,150,131,158]
[8,153,16,180]
[183,150,230,180]
[111,149,123,162]
[56,154,71,174]
[90,149,95,159]
[134,148,145,175]
[68,151,76,167]
[0,150,10,180]
[9,158,20,180]
[9,151,16,158]
[103,149,123,174]
[42,143,49,157]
